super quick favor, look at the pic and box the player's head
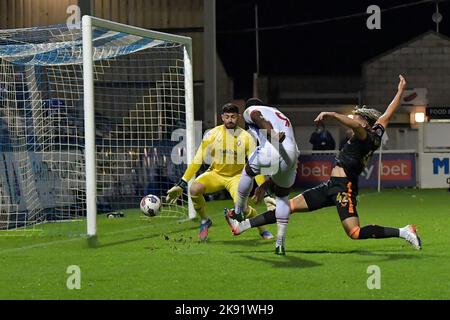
[316,122,325,132]
[245,98,264,108]
[352,106,382,128]
[221,103,240,129]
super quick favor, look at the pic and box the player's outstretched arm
[376,75,406,129]
[314,112,367,140]
[252,179,277,211]
[252,179,273,203]
[166,152,201,204]
[250,110,286,143]
[166,133,212,204]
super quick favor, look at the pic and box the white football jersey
[243,105,299,152]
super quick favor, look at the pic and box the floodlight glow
[415,112,425,123]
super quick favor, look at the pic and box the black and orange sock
[249,210,277,228]
[358,225,400,239]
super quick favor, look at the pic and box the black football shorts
[302,177,359,221]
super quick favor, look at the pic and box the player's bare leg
[289,194,310,213]
[190,182,212,241]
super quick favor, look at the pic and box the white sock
[276,222,287,247]
[275,196,290,247]
[240,219,251,232]
[399,226,409,239]
[235,170,254,215]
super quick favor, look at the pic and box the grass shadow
[229,247,425,264]
[350,249,425,262]
[241,254,322,269]
[291,249,360,255]
[210,238,273,247]
[292,248,427,262]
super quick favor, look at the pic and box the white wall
[384,127,418,150]
[424,123,450,148]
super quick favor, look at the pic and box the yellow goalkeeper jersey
[182,125,264,184]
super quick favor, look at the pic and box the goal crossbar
[87,16,193,57]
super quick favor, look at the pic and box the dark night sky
[216,0,450,98]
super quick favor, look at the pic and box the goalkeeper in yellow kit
[166,103,275,241]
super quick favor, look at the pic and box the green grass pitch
[0,189,449,300]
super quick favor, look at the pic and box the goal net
[0,17,195,235]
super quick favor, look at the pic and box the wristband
[177,179,188,190]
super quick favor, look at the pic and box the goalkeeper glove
[166,179,187,204]
[263,194,276,212]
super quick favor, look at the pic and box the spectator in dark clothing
[309,123,336,150]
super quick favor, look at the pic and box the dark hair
[222,103,239,114]
[245,98,264,108]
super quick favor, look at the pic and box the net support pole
[377,143,383,193]
[184,46,196,220]
[417,122,424,188]
[82,15,97,236]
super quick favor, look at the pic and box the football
[140,194,161,217]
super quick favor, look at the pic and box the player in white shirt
[225,98,300,255]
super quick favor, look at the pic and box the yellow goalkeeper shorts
[195,170,242,202]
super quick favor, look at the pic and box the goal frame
[82,16,195,237]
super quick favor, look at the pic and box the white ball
[140,194,161,217]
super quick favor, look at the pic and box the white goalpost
[0,16,195,236]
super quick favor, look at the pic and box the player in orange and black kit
[225,75,422,252]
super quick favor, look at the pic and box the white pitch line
[0,223,171,255]
[0,236,83,255]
